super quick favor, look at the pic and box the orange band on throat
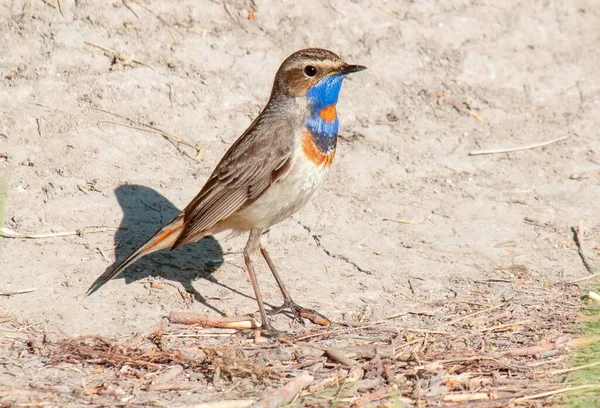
[301,131,335,167]
[319,105,337,122]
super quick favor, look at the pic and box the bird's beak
[336,64,367,76]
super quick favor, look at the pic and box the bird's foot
[268,300,331,327]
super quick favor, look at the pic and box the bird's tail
[86,214,184,295]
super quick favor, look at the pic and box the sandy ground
[1,0,599,406]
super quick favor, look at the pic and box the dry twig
[123,320,163,348]
[445,303,506,326]
[84,41,153,70]
[325,348,356,367]
[250,373,314,408]
[479,319,530,333]
[168,311,259,329]
[122,0,139,18]
[0,226,120,239]
[505,336,600,358]
[184,401,255,408]
[0,288,36,297]
[148,382,202,391]
[92,106,203,161]
[572,221,596,275]
[443,392,497,402]
[40,0,57,9]
[352,384,397,407]
[129,0,184,37]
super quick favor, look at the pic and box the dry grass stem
[551,360,600,375]
[513,384,600,403]
[468,135,568,156]
[479,319,530,332]
[589,291,600,302]
[570,272,600,283]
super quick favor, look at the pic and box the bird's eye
[304,65,317,77]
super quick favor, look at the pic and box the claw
[260,322,289,338]
[268,300,305,324]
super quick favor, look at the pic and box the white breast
[227,145,330,231]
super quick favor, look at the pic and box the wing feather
[171,114,296,249]
[181,188,248,238]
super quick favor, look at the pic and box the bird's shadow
[92,184,226,315]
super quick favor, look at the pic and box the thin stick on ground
[468,135,568,156]
[130,0,185,37]
[148,382,202,391]
[0,288,36,297]
[569,272,600,283]
[572,221,596,275]
[0,226,121,239]
[185,401,255,408]
[443,392,497,403]
[92,106,204,161]
[168,311,259,329]
[98,120,201,151]
[250,373,314,408]
[40,0,57,9]
[122,0,139,18]
[444,303,506,326]
[84,41,153,69]
[478,319,531,333]
[290,320,449,342]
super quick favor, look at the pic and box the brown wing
[171,113,295,249]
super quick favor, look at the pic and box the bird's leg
[244,229,283,337]
[260,244,330,326]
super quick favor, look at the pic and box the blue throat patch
[305,74,344,153]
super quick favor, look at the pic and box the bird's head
[271,48,366,108]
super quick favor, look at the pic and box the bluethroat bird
[87,48,366,336]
